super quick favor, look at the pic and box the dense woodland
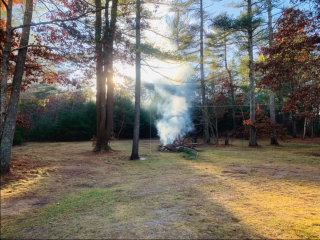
[1,0,320,172]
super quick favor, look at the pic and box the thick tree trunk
[1,0,33,173]
[130,0,141,160]
[267,0,278,145]
[94,0,107,151]
[0,0,13,141]
[105,0,118,150]
[248,0,258,146]
[200,0,210,143]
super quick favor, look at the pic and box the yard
[1,139,320,239]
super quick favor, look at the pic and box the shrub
[179,148,197,160]
[13,130,24,146]
[315,124,320,136]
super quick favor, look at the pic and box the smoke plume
[155,66,197,145]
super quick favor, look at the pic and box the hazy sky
[110,0,291,88]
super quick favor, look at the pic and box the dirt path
[1,140,320,239]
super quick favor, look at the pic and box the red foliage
[282,85,320,120]
[16,112,31,131]
[242,108,286,139]
[255,8,320,92]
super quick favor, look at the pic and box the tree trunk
[208,115,218,144]
[225,130,229,145]
[223,36,236,130]
[94,0,107,152]
[117,114,126,139]
[200,0,210,144]
[105,0,118,150]
[0,0,13,141]
[1,0,33,173]
[248,0,258,146]
[130,0,141,160]
[280,91,285,124]
[267,0,278,145]
[292,112,297,138]
[269,90,279,145]
[215,117,219,144]
[311,120,313,138]
[302,117,307,140]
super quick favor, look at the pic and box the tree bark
[292,112,297,138]
[248,0,258,146]
[267,0,278,145]
[200,0,210,143]
[215,117,218,144]
[223,36,236,130]
[93,0,107,152]
[105,0,118,150]
[130,0,141,160]
[0,0,13,141]
[1,0,33,173]
[302,117,307,140]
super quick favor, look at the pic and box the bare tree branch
[10,44,62,52]
[11,7,106,31]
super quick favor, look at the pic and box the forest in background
[1,0,320,172]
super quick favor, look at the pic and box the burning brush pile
[158,139,198,155]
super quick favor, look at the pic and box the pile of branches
[159,140,198,155]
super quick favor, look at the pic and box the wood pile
[158,140,198,154]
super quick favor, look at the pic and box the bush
[315,124,320,135]
[26,102,96,141]
[23,94,158,141]
[179,148,197,160]
[13,130,24,145]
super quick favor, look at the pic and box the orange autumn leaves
[1,0,24,11]
[1,0,25,26]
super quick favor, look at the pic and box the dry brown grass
[1,139,320,239]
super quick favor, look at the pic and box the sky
[114,0,293,88]
[115,0,244,87]
[2,0,292,89]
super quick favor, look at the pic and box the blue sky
[204,0,242,17]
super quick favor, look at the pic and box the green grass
[1,139,320,239]
[179,148,198,160]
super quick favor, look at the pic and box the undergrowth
[179,148,198,160]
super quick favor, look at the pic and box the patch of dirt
[222,170,248,174]
[1,197,49,216]
[74,183,93,188]
[130,189,164,196]
[211,144,241,148]
[0,157,52,189]
[104,182,119,188]
[311,152,320,157]
[79,149,122,157]
[59,166,89,176]
[285,137,320,145]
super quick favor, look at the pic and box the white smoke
[154,68,196,145]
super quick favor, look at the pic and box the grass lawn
[1,139,320,239]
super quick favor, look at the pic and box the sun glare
[113,75,125,86]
